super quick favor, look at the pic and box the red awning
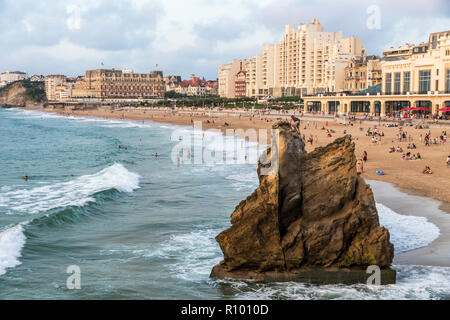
[399,107,431,112]
[438,107,450,112]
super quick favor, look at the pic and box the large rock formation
[211,122,395,284]
[0,81,45,107]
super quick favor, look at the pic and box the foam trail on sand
[377,203,440,253]
[0,163,140,214]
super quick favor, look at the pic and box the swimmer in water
[154,153,159,158]
[23,175,29,181]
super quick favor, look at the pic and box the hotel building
[45,75,67,101]
[0,71,28,87]
[72,69,165,99]
[218,60,243,98]
[219,19,364,98]
[344,55,382,93]
[303,30,450,116]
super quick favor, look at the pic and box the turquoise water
[1,108,450,300]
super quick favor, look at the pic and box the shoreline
[6,105,450,268]
[21,105,450,215]
[370,180,450,267]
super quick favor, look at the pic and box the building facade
[219,19,364,98]
[166,74,217,97]
[234,70,247,98]
[218,60,242,98]
[72,69,165,99]
[0,71,28,87]
[45,75,67,101]
[344,55,382,93]
[304,30,450,116]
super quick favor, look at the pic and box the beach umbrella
[291,115,300,122]
[438,107,450,112]
[399,107,416,112]
[399,107,430,112]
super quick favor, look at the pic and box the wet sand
[370,180,450,267]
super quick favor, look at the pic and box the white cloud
[0,0,448,79]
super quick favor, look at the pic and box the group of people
[356,151,368,174]
[402,152,422,161]
[421,131,445,147]
[389,146,404,153]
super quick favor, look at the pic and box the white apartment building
[45,75,67,101]
[0,71,28,87]
[278,19,363,96]
[218,19,364,98]
[218,60,243,98]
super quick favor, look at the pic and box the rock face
[211,122,395,284]
[0,81,45,107]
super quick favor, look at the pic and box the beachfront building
[303,30,450,116]
[382,44,415,59]
[234,70,247,98]
[218,60,243,98]
[218,19,364,98]
[166,74,217,97]
[244,44,280,98]
[344,55,382,93]
[164,75,182,92]
[30,75,45,82]
[45,75,67,101]
[54,82,76,101]
[0,71,28,87]
[205,81,218,96]
[278,19,363,96]
[71,69,165,99]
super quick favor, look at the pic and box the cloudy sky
[0,0,449,80]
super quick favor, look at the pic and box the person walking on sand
[447,155,450,168]
[356,159,363,174]
[363,151,368,162]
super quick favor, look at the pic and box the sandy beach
[25,105,450,214]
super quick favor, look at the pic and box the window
[385,73,392,94]
[403,72,410,93]
[419,70,431,94]
[351,101,370,113]
[446,69,450,93]
[394,73,401,94]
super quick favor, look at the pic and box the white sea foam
[9,109,153,129]
[0,163,140,214]
[141,226,222,282]
[377,203,440,253]
[0,224,27,276]
[215,264,450,300]
[140,199,445,298]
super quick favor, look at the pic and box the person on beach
[356,159,364,174]
[363,151,368,162]
[447,155,450,168]
[422,166,433,174]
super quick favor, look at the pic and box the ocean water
[0,108,449,300]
